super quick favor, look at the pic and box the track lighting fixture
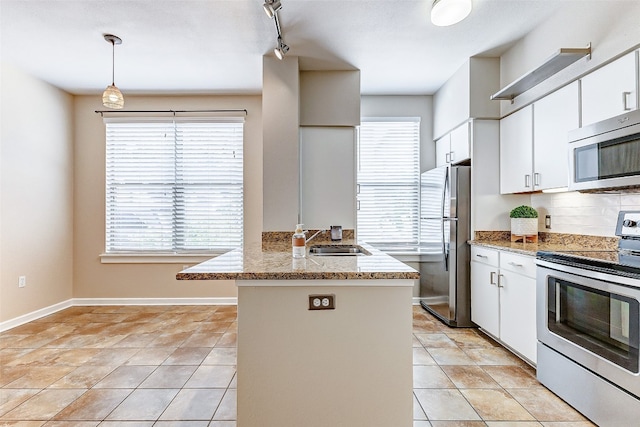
[102,34,124,109]
[262,0,289,60]
[274,37,289,60]
[263,0,282,18]
[431,0,472,26]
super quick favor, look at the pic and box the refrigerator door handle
[442,167,449,219]
[442,219,449,272]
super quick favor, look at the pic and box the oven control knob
[623,219,637,227]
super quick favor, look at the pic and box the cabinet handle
[498,274,504,288]
[534,173,541,186]
[445,152,451,163]
[525,174,531,188]
[490,271,497,285]
[449,151,455,162]
[508,261,523,267]
[623,91,632,111]
[476,254,488,259]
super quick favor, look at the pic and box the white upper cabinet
[533,81,580,190]
[435,134,450,167]
[500,105,533,194]
[450,122,470,164]
[435,122,470,167]
[500,82,580,194]
[581,50,638,127]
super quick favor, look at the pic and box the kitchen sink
[309,245,371,256]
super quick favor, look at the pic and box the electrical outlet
[309,294,335,310]
[545,215,552,229]
[18,276,26,288]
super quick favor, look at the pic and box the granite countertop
[469,231,619,257]
[176,239,420,281]
[469,240,568,257]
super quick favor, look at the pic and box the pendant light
[431,0,472,27]
[102,34,124,109]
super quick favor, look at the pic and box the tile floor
[0,305,594,426]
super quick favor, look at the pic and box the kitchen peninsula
[177,235,419,427]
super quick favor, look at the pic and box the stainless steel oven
[537,261,640,389]
[569,108,640,192]
[536,211,640,426]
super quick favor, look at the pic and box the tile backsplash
[531,192,640,237]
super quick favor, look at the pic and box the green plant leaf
[509,205,538,218]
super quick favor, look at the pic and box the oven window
[548,277,639,373]
[574,133,640,182]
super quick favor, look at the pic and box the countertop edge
[176,271,421,281]
[177,242,420,281]
[468,240,537,257]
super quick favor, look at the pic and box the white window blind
[105,118,243,253]
[357,118,420,245]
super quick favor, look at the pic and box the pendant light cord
[111,39,115,86]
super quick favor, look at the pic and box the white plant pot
[511,218,538,236]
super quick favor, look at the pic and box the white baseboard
[73,297,238,306]
[0,297,238,333]
[413,297,422,305]
[0,299,73,333]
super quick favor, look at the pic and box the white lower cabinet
[499,252,537,363]
[470,246,537,364]
[470,248,500,338]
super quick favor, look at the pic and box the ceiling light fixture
[274,37,290,60]
[102,34,124,109]
[263,0,282,18]
[263,1,289,61]
[431,0,472,27]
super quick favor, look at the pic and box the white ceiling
[0,0,609,96]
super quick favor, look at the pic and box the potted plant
[510,205,538,241]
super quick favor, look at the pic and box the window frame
[356,117,421,248]
[100,115,244,263]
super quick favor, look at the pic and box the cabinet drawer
[471,246,499,266]
[500,252,536,277]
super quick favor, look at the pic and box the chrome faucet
[305,229,326,244]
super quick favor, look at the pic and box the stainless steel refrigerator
[419,165,472,327]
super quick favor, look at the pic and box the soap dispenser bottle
[292,224,306,258]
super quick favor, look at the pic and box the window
[357,118,420,246]
[105,117,243,253]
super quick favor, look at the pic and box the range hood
[491,44,591,102]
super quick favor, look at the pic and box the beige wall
[361,95,434,173]
[73,94,262,300]
[262,56,300,231]
[237,280,413,426]
[0,64,74,323]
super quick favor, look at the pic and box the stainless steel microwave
[569,108,640,192]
